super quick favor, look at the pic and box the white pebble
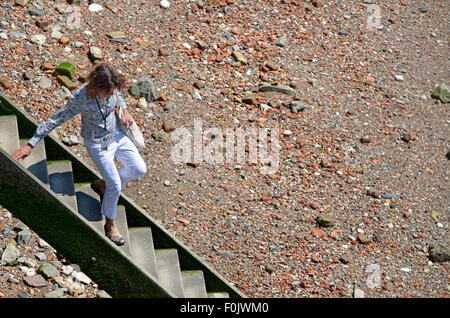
[400,267,411,273]
[88,4,103,12]
[160,0,170,9]
[394,75,404,82]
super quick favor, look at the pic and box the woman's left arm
[116,89,134,128]
[121,108,134,128]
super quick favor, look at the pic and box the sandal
[104,225,125,246]
[90,180,105,203]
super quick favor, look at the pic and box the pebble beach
[0,0,449,298]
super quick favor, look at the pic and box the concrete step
[128,227,158,279]
[112,205,132,257]
[47,160,77,211]
[0,115,20,155]
[207,292,230,298]
[181,270,208,298]
[155,249,184,297]
[74,183,103,232]
[19,139,49,185]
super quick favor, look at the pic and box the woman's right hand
[11,144,33,161]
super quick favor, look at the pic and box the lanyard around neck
[95,96,113,131]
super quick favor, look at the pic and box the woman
[12,63,147,246]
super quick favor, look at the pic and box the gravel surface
[0,0,449,298]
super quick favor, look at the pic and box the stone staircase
[0,114,233,298]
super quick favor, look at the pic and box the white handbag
[114,91,146,148]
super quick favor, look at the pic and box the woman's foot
[90,179,106,203]
[104,218,125,246]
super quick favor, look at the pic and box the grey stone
[20,266,36,276]
[354,287,365,298]
[37,77,52,89]
[152,131,169,142]
[62,135,81,146]
[35,252,47,261]
[275,36,287,47]
[317,214,335,227]
[289,101,306,113]
[17,230,32,245]
[128,76,158,102]
[44,288,64,298]
[62,265,74,276]
[192,89,202,100]
[381,193,395,199]
[24,258,37,268]
[431,84,450,103]
[54,87,72,101]
[28,8,44,16]
[360,136,371,144]
[89,46,102,60]
[1,244,20,265]
[67,281,85,295]
[39,262,59,279]
[3,212,12,219]
[30,34,46,45]
[8,275,20,284]
[428,243,450,263]
[23,275,49,287]
[264,264,274,274]
[9,31,27,39]
[257,83,295,96]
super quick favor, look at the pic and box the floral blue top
[28,83,128,148]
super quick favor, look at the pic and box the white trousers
[85,130,147,220]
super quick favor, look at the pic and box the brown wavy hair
[85,63,126,99]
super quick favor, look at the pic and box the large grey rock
[44,288,64,298]
[62,265,74,276]
[17,230,32,245]
[128,76,158,102]
[23,275,49,287]
[152,131,169,142]
[289,101,306,113]
[275,36,287,47]
[431,84,450,103]
[1,244,20,265]
[54,87,72,101]
[257,83,295,96]
[316,214,335,227]
[62,135,81,146]
[428,243,450,262]
[35,252,47,261]
[38,262,59,279]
